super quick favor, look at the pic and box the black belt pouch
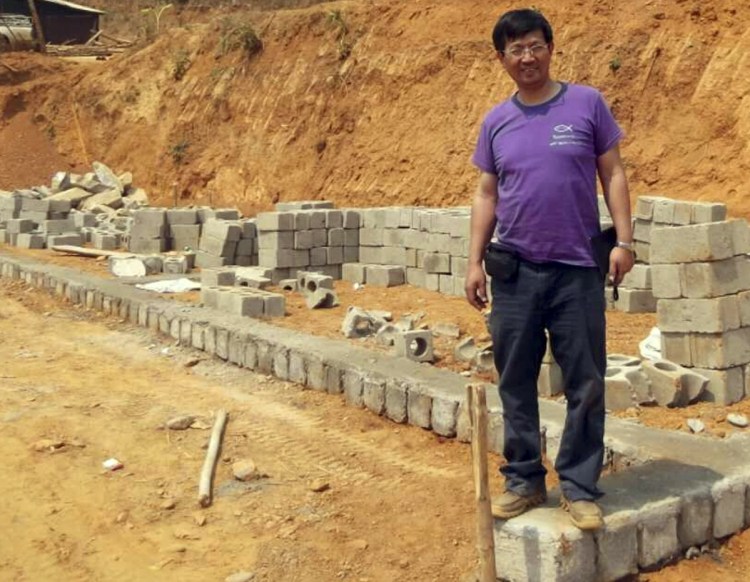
[484,243,519,282]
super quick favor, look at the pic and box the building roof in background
[40,0,105,15]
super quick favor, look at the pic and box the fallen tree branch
[198,409,228,508]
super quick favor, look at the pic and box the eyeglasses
[503,43,549,59]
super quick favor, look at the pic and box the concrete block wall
[354,206,470,296]
[253,202,361,283]
[652,219,750,404]
[607,196,726,314]
[5,251,750,582]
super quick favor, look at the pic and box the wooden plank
[50,245,131,258]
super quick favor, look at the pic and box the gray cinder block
[366,265,405,287]
[394,330,434,363]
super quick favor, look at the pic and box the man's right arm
[465,171,499,310]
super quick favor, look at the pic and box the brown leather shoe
[560,495,604,530]
[491,490,547,519]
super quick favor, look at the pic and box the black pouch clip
[483,244,519,283]
[589,226,618,299]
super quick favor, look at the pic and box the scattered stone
[166,415,195,430]
[161,499,177,510]
[225,572,256,582]
[309,479,330,493]
[190,418,212,430]
[687,418,705,433]
[348,539,368,551]
[306,288,339,309]
[184,358,201,368]
[432,322,460,338]
[685,546,701,560]
[232,459,260,482]
[454,336,478,363]
[375,323,399,346]
[194,513,207,527]
[727,413,749,428]
[165,544,186,553]
[31,438,65,452]
[341,307,376,338]
[102,457,124,471]
[115,511,129,524]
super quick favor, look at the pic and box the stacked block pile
[343,206,470,295]
[651,217,750,404]
[607,195,729,314]
[254,204,361,283]
[200,266,285,318]
[0,161,148,250]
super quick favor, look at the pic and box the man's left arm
[597,144,634,286]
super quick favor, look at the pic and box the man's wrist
[615,241,634,251]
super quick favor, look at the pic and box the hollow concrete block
[641,359,708,406]
[394,330,434,363]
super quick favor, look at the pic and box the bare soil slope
[1,0,750,217]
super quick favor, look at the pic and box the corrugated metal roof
[40,0,105,15]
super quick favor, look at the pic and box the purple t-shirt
[472,83,622,267]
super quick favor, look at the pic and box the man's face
[497,30,553,90]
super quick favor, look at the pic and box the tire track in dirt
[221,387,466,493]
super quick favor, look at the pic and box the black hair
[492,9,553,53]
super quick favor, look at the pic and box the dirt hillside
[1,0,750,217]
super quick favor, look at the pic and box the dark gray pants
[489,258,606,502]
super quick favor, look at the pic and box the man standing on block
[465,8,634,530]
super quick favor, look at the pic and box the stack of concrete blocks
[166,208,201,253]
[234,220,259,267]
[196,218,243,268]
[255,205,360,283]
[611,196,729,313]
[128,208,168,254]
[200,267,285,318]
[346,206,469,295]
[0,196,85,249]
[651,218,750,405]
[275,200,334,211]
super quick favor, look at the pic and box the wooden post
[198,409,228,508]
[467,384,497,581]
[26,0,46,53]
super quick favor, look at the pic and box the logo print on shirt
[550,123,586,147]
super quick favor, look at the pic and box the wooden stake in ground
[198,409,228,508]
[467,384,497,582]
[26,0,46,53]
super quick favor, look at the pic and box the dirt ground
[1,264,750,582]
